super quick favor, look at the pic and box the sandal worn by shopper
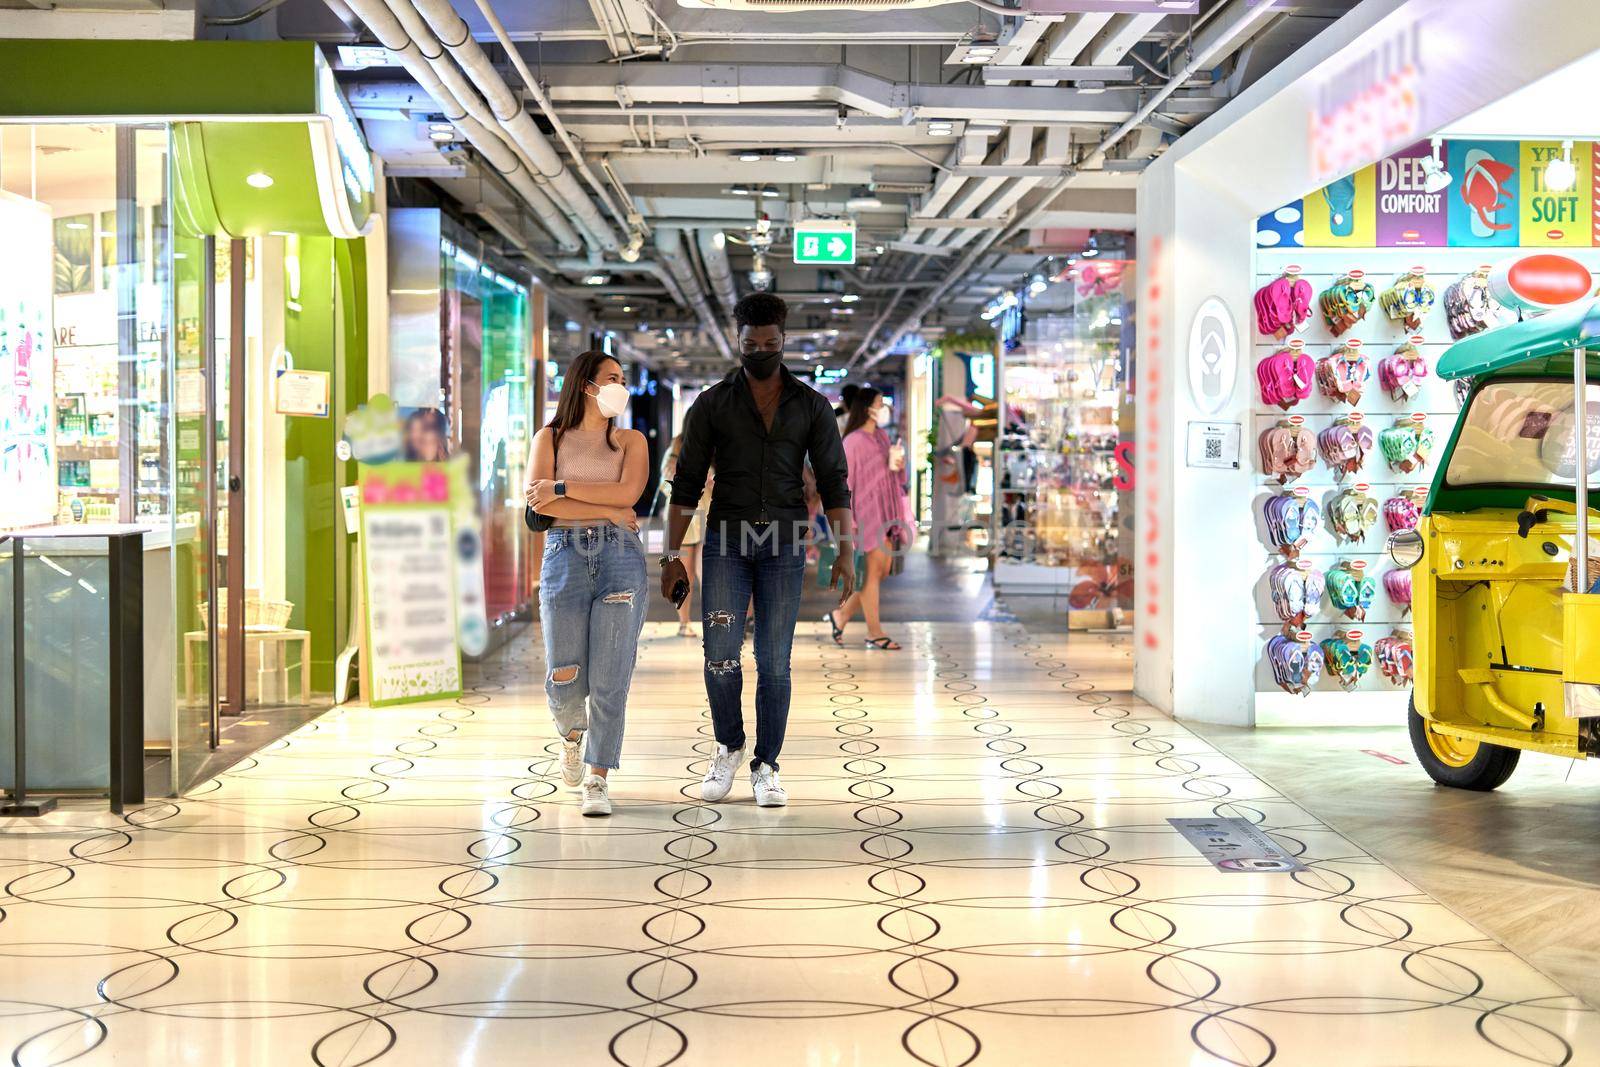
[865,636,901,651]
[825,609,845,645]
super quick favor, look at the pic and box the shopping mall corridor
[2,623,1595,1066]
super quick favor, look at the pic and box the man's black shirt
[671,364,850,530]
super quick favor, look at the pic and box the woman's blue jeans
[539,525,648,770]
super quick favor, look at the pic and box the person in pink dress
[828,387,911,650]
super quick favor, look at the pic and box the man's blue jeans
[539,525,648,770]
[700,523,807,771]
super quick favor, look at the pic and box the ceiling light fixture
[245,172,275,189]
[582,273,609,285]
[730,185,753,196]
[1422,137,1452,193]
[775,152,798,163]
[840,294,860,303]
[1546,140,1577,193]
[740,152,762,163]
[1028,273,1048,296]
[757,187,783,199]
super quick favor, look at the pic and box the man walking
[661,292,855,807]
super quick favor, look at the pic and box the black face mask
[740,351,781,380]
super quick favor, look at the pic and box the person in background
[834,383,859,437]
[828,387,910,651]
[524,350,650,817]
[662,292,855,808]
[403,408,450,461]
[659,431,712,637]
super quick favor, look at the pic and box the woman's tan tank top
[550,428,625,527]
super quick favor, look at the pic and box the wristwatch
[658,553,681,567]
[554,480,566,497]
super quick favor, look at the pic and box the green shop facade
[0,40,376,795]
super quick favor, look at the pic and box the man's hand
[660,557,690,602]
[528,479,558,510]
[830,549,856,600]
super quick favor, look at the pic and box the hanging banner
[1448,140,1521,247]
[1520,140,1592,247]
[0,191,56,529]
[1302,166,1376,247]
[359,461,462,706]
[1376,140,1448,246]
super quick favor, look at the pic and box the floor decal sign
[1169,817,1307,873]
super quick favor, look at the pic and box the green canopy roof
[1436,298,1600,379]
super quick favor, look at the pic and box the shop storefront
[1136,0,1600,726]
[0,40,376,796]
[992,248,1136,626]
[387,207,541,643]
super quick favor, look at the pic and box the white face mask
[589,382,630,419]
[873,405,891,428]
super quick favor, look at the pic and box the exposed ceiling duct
[697,229,741,316]
[403,0,621,252]
[332,0,585,252]
[656,228,737,363]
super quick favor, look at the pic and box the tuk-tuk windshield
[1445,380,1600,489]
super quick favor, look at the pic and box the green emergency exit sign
[793,220,856,265]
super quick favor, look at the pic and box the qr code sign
[1205,436,1223,460]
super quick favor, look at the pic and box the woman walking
[828,387,910,650]
[525,351,650,815]
[659,432,710,637]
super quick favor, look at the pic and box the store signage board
[1186,421,1241,470]
[276,368,331,417]
[794,220,856,265]
[1187,296,1238,415]
[0,190,56,529]
[1169,817,1306,874]
[1310,18,1425,185]
[1489,254,1594,312]
[359,462,462,706]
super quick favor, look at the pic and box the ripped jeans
[539,525,648,770]
[700,525,807,771]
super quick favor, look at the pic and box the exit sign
[793,220,856,265]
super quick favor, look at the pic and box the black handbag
[525,505,555,532]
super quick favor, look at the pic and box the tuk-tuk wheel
[1408,696,1520,791]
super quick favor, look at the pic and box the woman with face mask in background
[828,387,911,650]
[525,351,650,816]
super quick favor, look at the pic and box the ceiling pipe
[655,229,737,362]
[404,0,622,252]
[470,0,644,254]
[697,229,740,316]
[333,0,584,252]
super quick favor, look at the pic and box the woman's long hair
[841,386,881,438]
[547,350,622,461]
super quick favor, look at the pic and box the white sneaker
[751,763,788,808]
[701,744,745,802]
[560,735,584,788]
[580,774,612,817]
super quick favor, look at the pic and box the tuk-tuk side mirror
[1388,529,1425,569]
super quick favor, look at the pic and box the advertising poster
[1448,139,1520,246]
[1254,202,1305,249]
[1302,165,1376,247]
[1520,140,1592,247]
[1376,140,1448,246]
[359,461,462,705]
[0,191,56,529]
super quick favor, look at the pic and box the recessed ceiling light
[740,152,762,162]
[622,305,633,313]
[730,185,753,196]
[775,152,798,163]
[429,130,455,143]
[246,172,274,189]
[840,294,860,303]
[757,187,783,199]
[582,273,608,285]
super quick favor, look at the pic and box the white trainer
[560,735,584,788]
[580,774,612,817]
[751,762,788,808]
[701,744,746,802]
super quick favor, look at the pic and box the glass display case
[994,257,1136,625]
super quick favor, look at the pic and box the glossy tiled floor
[3,622,1596,1065]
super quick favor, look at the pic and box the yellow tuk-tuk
[1395,297,1600,789]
